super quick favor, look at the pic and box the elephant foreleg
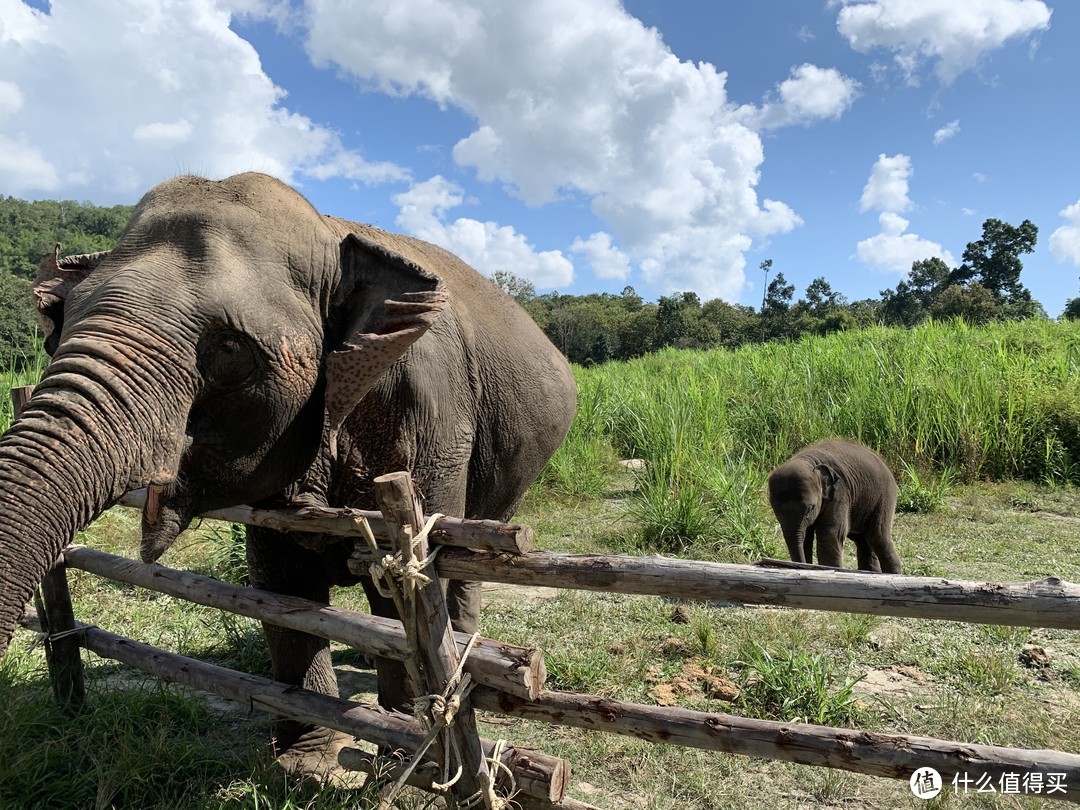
[246,526,353,781]
[815,523,846,568]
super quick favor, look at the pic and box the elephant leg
[815,523,846,568]
[866,512,902,574]
[851,535,882,572]
[358,576,414,713]
[446,579,482,634]
[246,526,354,781]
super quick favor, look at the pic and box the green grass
[732,641,864,726]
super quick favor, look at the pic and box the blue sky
[2,0,1078,314]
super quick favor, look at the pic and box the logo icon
[910,767,943,799]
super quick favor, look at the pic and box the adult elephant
[0,172,577,775]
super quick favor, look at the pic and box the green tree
[0,195,132,280]
[1064,276,1080,320]
[618,285,643,311]
[879,257,951,327]
[655,291,703,349]
[701,298,757,349]
[929,283,1001,325]
[761,271,794,341]
[796,276,849,336]
[490,269,536,305]
[951,218,1038,308]
[0,272,41,366]
[758,259,772,342]
[616,304,658,359]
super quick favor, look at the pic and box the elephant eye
[198,329,260,387]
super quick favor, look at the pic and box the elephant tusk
[144,484,164,528]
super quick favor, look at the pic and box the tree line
[500,218,1080,365]
[0,194,1077,367]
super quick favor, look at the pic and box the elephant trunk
[783,526,807,564]
[0,326,195,660]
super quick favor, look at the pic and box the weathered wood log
[338,743,571,803]
[373,471,491,806]
[37,559,86,710]
[12,387,87,711]
[351,548,1080,631]
[62,544,545,700]
[472,689,1080,803]
[117,489,533,554]
[9,385,33,416]
[78,624,568,802]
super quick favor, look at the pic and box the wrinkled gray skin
[0,172,576,776]
[767,439,902,574]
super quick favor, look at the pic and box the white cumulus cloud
[0,80,23,116]
[860,153,913,213]
[835,0,1052,84]
[742,63,860,129]
[855,212,956,273]
[1049,200,1080,266]
[933,119,960,145]
[303,0,810,300]
[570,232,631,281]
[855,154,953,274]
[394,176,574,289]
[0,0,405,199]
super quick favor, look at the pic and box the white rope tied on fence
[459,737,517,810]
[376,632,483,810]
[362,512,445,600]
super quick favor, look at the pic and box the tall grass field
[0,319,1078,809]
[543,318,1080,557]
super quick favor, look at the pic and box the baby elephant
[767,439,902,573]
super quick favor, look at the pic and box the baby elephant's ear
[814,463,839,500]
[33,245,110,355]
[326,233,448,454]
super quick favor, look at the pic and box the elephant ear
[33,244,110,355]
[326,233,448,454]
[814,463,839,501]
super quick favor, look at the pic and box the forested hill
[0,196,133,280]
[0,194,1077,367]
[0,196,133,361]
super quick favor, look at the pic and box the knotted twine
[359,514,514,809]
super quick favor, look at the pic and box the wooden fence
[12,389,1080,807]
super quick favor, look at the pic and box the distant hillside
[0,196,133,280]
[0,196,134,364]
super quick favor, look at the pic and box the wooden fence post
[374,471,495,809]
[11,385,86,710]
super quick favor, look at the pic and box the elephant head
[0,172,449,659]
[766,459,839,563]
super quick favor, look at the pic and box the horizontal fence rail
[62,545,546,700]
[471,690,1080,797]
[67,621,568,804]
[119,489,535,554]
[349,548,1080,631]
